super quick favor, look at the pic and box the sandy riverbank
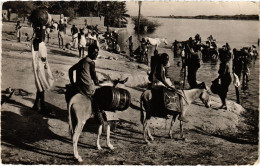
[1,21,258,165]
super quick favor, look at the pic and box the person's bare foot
[218,105,227,110]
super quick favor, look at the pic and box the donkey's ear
[119,77,129,84]
[198,82,206,89]
[201,82,206,89]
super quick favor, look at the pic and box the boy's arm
[68,62,79,84]
[89,61,99,85]
[157,65,173,89]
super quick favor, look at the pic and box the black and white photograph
[1,1,259,165]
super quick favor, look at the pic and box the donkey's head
[162,38,168,45]
[197,82,212,108]
[112,77,128,87]
[99,73,129,88]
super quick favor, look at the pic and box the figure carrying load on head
[30,9,54,115]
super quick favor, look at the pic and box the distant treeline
[153,15,259,20]
[2,1,129,27]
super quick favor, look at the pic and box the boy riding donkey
[148,51,189,122]
[67,45,106,125]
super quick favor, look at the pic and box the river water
[117,18,259,111]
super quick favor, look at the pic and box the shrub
[132,16,161,34]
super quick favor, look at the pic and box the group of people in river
[133,32,258,112]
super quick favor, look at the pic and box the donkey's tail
[68,99,75,138]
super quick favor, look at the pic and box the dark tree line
[2,1,130,27]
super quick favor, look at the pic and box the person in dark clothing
[57,20,65,49]
[241,48,250,89]
[127,36,134,57]
[186,44,202,89]
[232,48,243,104]
[217,51,232,109]
[71,24,78,36]
[16,21,22,42]
[149,49,160,82]
[194,34,201,44]
[140,38,149,64]
[232,49,243,79]
[25,33,30,42]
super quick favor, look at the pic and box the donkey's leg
[96,124,103,150]
[179,120,185,140]
[169,114,178,139]
[73,122,85,162]
[106,123,114,150]
[143,118,151,144]
[147,122,154,141]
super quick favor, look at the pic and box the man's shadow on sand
[22,96,103,134]
[1,97,99,162]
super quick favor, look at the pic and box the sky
[126,1,259,16]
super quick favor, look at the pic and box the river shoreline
[152,14,259,20]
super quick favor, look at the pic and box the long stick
[182,47,187,89]
[183,66,186,89]
[235,86,240,104]
[137,2,142,35]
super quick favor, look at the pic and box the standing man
[78,28,87,58]
[217,51,232,109]
[57,20,65,49]
[127,36,134,57]
[16,21,22,42]
[63,17,67,34]
[186,44,202,89]
[71,24,78,49]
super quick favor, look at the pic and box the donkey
[140,82,211,144]
[67,77,128,162]
[145,37,168,49]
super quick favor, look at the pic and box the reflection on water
[117,18,259,110]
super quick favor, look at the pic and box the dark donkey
[140,82,212,144]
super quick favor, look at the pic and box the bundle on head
[30,9,51,27]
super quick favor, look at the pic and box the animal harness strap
[176,90,189,105]
[178,93,183,113]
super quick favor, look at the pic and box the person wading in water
[186,43,202,89]
[217,49,232,109]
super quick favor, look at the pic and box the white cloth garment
[32,42,54,92]
[233,73,240,87]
